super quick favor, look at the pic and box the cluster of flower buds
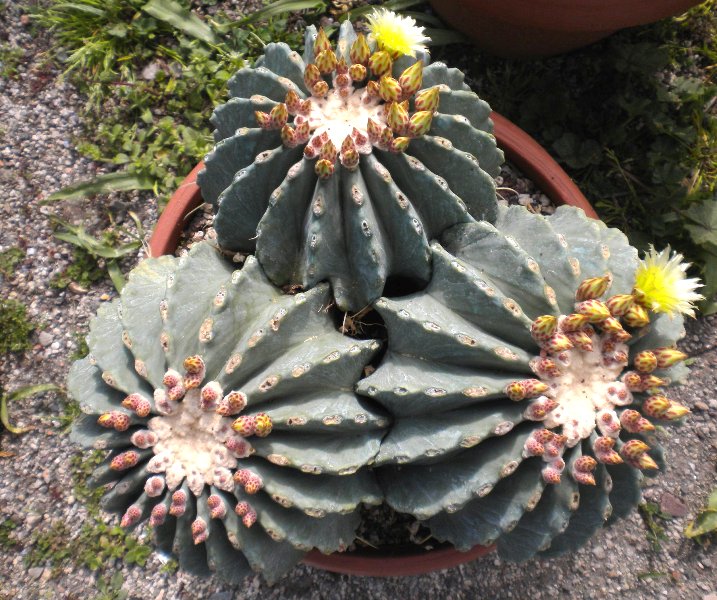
[97,391,152,432]
[191,517,209,545]
[149,503,168,527]
[234,468,264,495]
[231,411,273,438]
[523,428,568,483]
[120,504,142,528]
[206,494,227,521]
[235,500,258,528]
[254,28,442,179]
[152,355,206,415]
[169,489,188,517]
[110,449,141,472]
[516,272,690,485]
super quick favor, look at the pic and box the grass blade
[1,384,63,434]
[45,171,155,202]
[347,0,424,19]
[237,0,326,24]
[142,0,218,44]
[425,27,468,46]
[51,3,106,16]
[106,260,126,293]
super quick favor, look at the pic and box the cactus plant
[198,19,503,311]
[358,204,693,560]
[69,241,388,582]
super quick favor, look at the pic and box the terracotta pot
[146,112,596,575]
[429,0,701,58]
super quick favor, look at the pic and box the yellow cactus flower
[366,8,430,58]
[634,246,704,317]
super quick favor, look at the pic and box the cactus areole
[198,20,504,311]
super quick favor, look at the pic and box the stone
[694,401,709,411]
[38,331,52,347]
[702,593,717,600]
[660,492,689,517]
[592,546,606,560]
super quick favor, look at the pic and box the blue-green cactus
[198,20,503,312]
[69,241,388,583]
[358,205,691,560]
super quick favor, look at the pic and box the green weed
[0,247,24,278]
[685,488,717,544]
[638,501,671,552]
[70,450,106,515]
[58,397,83,431]
[159,558,179,574]
[0,519,19,549]
[443,1,717,310]
[50,215,144,292]
[70,331,90,361]
[25,514,152,574]
[0,298,34,354]
[0,43,24,78]
[94,572,129,600]
[36,0,316,204]
[51,247,106,291]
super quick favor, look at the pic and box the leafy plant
[685,488,717,543]
[0,298,34,354]
[93,572,129,600]
[51,247,109,291]
[36,0,321,205]
[441,1,717,311]
[0,519,19,549]
[639,501,671,552]
[50,214,145,292]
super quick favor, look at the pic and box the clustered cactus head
[359,205,695,559]
[68,8,701,583]
[69,242,388,582]
[198,17,503,311]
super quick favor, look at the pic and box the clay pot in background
[429,0,702,58]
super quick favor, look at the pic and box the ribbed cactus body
[198,21,503,311]
[69,241,388,582]
[358,205,688,559]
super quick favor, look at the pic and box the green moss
[70,450,106,515]
[0,298,34,354]
[0,519,19,549]
[0,43,24,79]
[0,247,24,277]
[70,331,90,361]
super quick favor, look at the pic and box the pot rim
[430,0,699,32]
[147,110,597,575]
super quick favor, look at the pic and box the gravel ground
[1,4,716,599]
